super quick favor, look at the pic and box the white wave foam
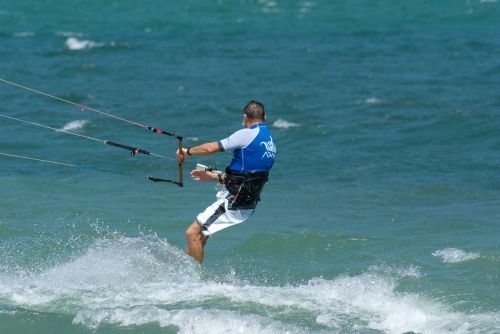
[273,119,300,129]
[74,307,304,333]
[65,37,103,50]
[0,236,497,333]
[365,97,382,105]
[60,120,90,131]
[433,248,480,263]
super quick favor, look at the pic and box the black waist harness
[224,168,269,210]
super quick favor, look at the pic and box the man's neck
[246,120,264,128]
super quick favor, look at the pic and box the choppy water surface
[1,1,499,333]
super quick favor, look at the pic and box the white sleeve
[219,128,258,151]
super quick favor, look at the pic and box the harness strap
[224,168,269,210]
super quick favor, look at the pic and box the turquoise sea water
[1,1,499,333]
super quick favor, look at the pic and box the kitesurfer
[176,101,276,263]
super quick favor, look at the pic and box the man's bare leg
[185,220,209,263]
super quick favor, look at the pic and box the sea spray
[1,235,498,333]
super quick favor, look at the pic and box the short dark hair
[243,100,265,121]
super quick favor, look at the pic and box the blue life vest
[224,123,276,173]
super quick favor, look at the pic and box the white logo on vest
[260,137,276,159]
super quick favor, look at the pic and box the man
[176,100,276,263]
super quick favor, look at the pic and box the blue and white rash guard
[218,123,276,173]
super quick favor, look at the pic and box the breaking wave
[65,37,104,50]
[432,248,480,263]
[365,97,382,105]
[0,235,498,333]
[64,37,130,51]
[273,119,300,129]
[60,119,90,131]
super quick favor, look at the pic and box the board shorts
[196,188,255,236]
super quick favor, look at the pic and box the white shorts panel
[196,189,254,236]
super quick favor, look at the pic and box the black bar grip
[105,140,150,156]
[147,176,183,187]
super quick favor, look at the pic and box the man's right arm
[185,141,220,156]
[176,141,220,161]
[178,127,253,160]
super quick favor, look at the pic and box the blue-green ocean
[1,1,499,333]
